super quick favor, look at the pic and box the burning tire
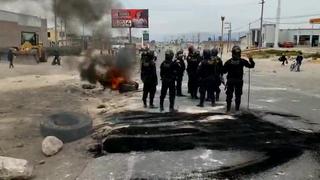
[119,81,139,93]
[40,112,92,143]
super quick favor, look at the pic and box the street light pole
[259,0,265,49]
[274,0,281,48]
[220,16,225,57]
[54,0,58,46]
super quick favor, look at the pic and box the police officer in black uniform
[211,48,224,101]
[187,46,201,99]
[174,50,186,96]
[141,50,158,108]
[160,49,179,112]
[223,46,255,112]
[197,49,220,107]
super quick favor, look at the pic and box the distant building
[47,26,67,47]
[245,23,320,48]
[0,9,48,48]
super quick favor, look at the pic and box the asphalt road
[79,48,320,180]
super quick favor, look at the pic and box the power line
[265,13,320,20]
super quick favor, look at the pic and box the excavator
[13,32,47,63]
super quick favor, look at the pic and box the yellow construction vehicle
[14,32,47,63]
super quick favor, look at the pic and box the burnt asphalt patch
[93,111,320,179]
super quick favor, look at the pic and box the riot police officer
[187,46,201,99]
[223,46,255,112]
[141,50,158,108]
[197,49,220,107]
[211,48,224,101]
[174,50,186,96]
[160,49,179,112]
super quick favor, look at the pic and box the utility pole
[197,33,200,49]
[225,22,231,52]
[259,0,265,49]
[274,0,281,48]
[129,27,132,44]
[64,18,67,46]
[54,0,58,46]
[220,16,225,57]
[60,19,63,46]
[248,23,251,49]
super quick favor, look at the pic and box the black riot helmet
[203,49,211,60]
[211,48,219,57]
[147,50,155,58]
[195,50,201,56]
[141,51,148,61]
[188,46,195,54]
[165,49,174,61]
[232,46,242,59]
[176,49,184,59]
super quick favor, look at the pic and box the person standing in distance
[141,50,158,108]
[174,50,186,97]
[8,48,15,69]
[160,50,179,112]
[187,46,201,99]
[197,49,220,107]
[223,46,255,113]
[211,48,224,102]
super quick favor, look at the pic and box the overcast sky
[119,0,320,40]
[1,0,320,41]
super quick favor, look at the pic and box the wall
[0,20,20,48]
[0,10,48,48]
[263,24,275,47]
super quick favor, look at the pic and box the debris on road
[42,136,63,156]
[0,156,33,180]
[82,84,96,90]
[97,104,106,109]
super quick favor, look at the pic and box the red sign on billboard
[112,9,149,28]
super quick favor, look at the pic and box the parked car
[279,42,294,48]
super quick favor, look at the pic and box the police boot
[216,93,220,102]
[169,107,178,113]
[211,99,216,107]
[226,102,232,113]
[149,99,157,109]
[143,99,147,108]
[235,100,241,111]
[160,99,164,112]
[197,96,205,108]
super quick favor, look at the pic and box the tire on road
[40,112,92,143]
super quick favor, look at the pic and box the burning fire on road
[80,49,139,93]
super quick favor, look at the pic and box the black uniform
[197,49,221,107]
[279,55,288,66]
[52,50,61,65]
[7,49,14,69]
[223,46,255,112]
[141,51,158,108]
[187,48,201,99]
[296,54,303,72]
[174,50,186,96]
[160,50,179,112]
[211,49,224,101]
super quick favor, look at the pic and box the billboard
[310,18,320,24]
[112,9,149,28]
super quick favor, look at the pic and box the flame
[106,68,128,90]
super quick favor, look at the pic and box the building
[0,9,48,48]
[47,26,67,47]
[245,23,320,48]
